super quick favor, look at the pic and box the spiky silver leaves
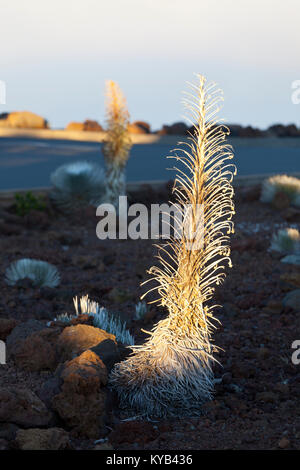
[261,174,300,207]
[74,295,134,345]
[5,258,60,288]
[50,161,105,211]
[270,227,300,254]
[54,295,134,345]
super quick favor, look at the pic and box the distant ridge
[1,111,300,138]
[154,121,300,138]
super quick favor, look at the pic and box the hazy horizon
[1,0,300,130]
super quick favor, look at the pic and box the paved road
[0,137,299,190]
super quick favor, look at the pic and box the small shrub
[5,259,60,288]
[270,227,300,254]
[260,174,300,207]
[14,191,46,216]
[50,161,105,211]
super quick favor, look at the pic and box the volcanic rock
[0,318,19,341]
[16,427,70,450]
[7,323,61,371]
[52,350,107,438]
[282,289,300,310]
[57,324,117,362]
[0,387,52,427]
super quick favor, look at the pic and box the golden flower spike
[110,74,236,417]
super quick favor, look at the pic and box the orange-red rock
[65,121,84,131]
[52,350,107,438]
[57,324,116,361]
[128,121,150,134]
[0,111,48,129]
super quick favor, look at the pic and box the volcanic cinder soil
[0,183,299,450]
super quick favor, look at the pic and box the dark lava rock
[0,318,19,341]
[0,387,53,427]
[6,321,60,371]
[37,376,63,409]
[91,338,121,372]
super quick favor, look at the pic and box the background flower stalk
[102,80,132,209]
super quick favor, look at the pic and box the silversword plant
[5,258,60,288]
[50,161,105,211]
[55,295,134,345]
[135,301,148,320]
[74,295,134,345]
[110,74,236,417]
[102,81,132,210]
[261,174,300,207]
[270,227,300,254]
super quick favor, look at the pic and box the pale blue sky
[1,0,299,129]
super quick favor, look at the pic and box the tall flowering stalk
[110,75,236,417]
[102,80,132,209]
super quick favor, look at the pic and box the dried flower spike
[109,74,236,417]
[102,81,132,209]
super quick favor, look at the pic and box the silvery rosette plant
[54,295,134,345]
[135,301,148,320]
[261,174,300,207]
[50,161,105,211]
[5,258,60,288]
[270,227,300,254]
[109,74,236,417]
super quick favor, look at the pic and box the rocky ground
[0,183,299,450]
